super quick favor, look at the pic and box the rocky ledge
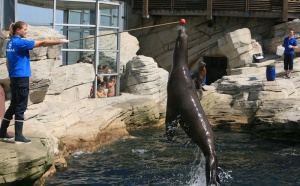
[202,55,300,141]
[0,138,53,186]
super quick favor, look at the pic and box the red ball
[179,18,186,24]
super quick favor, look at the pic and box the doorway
[203,56,227,85]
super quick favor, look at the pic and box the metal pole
[245,0,249,13]
[15,0,18,21]
[94,0,100,98]
[207,0,212,20]
[0,0,3,30]
[142,0,149,18]
[53,0,57,30]
[283,0,288,22]
[116,2,122,96]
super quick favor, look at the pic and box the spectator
[102,65,111,83]
[107,76,116,97]
[86,58,93,64]
[97,65,103,73]
[97,74,104,87]
[97,82,107,98]
[89,82,95,98]
[102,65,109,73]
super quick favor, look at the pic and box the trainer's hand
[289,45,293,49]
[60,39,69,44]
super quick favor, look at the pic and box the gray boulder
[120,55,169,116]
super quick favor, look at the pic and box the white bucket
[276,45,285,56]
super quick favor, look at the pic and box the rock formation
[127,16,274,72]
[0,25,167,185]
[83,32,139,69]
[121,55,168,116]
[218,28,263,74]
[201,58,300,141]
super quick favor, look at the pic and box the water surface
[45,126,300,186]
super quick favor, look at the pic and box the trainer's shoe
[14,121,31,144]
[0,133,14,141]
[15,135,31,144]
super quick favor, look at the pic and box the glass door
[95,1,122,97]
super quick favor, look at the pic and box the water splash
[218,167,233,184]
[72,151,93,158]
[187,147,206,186]
[187,147,233,186]
[274,147,300,156]
[131,149,149,155]
[166,115,181,136]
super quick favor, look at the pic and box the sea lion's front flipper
[165,105,180,140]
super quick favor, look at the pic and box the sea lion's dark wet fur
[165,26,220,185]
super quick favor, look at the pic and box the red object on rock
[179,19,186,24]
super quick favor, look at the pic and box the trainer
[0,21,69,143]
[283,29,298,78]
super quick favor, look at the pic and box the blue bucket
[266,66,276,81]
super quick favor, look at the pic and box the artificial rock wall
[126,15,300,77]
[127,16,274,72]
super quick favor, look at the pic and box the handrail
[132,0,297,13]
[288,0,300,12]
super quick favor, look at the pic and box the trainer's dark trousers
[3,77,29,122]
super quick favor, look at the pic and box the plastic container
[276,45,284,56]
[266,66,276,81]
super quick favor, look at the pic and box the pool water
[45,126,300,186]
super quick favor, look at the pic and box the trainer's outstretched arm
[34,39,69,48]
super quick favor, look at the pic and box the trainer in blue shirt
[0,21,69,143]
[283,29,298,78]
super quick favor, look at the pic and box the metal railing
[289,0,300,12]
[132,0,299,13]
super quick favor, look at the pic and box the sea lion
[165,26,220,185]
[198,61,207,86]
[191,61,207,99]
